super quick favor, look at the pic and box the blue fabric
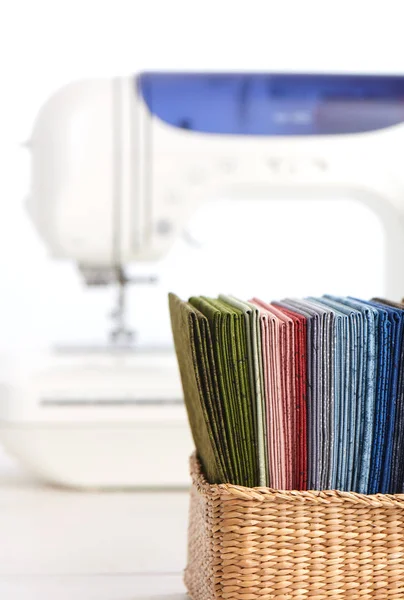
[376,302,404,492]
[368,300,404,493]
[326,297,378,494]
[303,300,334,491]
[302,299,339,490]
[274,296,403,494]
[352,299,392,494]
[372,300,404,494]
[393,347,404,492]
[311,298,362,492]
[391,336,404,492]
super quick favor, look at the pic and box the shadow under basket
[185,454,404,600]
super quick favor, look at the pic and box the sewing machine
[2,72,404,488]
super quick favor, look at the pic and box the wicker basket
[185,454,404,600]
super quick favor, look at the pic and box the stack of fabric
[169,293,404,494]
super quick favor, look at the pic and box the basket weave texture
[185,454,404,599]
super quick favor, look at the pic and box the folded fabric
[170,291,404,495]
[168,294,224,483]
[370,299,404,493]
[252,300,295,490]
[282,300,329,490]
[251,300,290,488]
[326,296,377,494]
[277,300,319,490]
[189,296,246,485]
[220,295,268,486]
[351,299,391,494]
[272,302,308,490]
[314,297,363,492]
[250,301,285,488]
[375,300,404,493]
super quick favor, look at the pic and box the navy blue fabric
[372,300,404,493]
[392,329,404,493]
[393,347,404,492]
[395,347,404,491]
[352,299,392,494]
[370,300,404,493]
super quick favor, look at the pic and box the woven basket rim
[190,453,404,508]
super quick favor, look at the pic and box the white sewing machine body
[3,72,404,487]
[27,73,404,293]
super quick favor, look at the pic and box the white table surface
[0,448,189,599]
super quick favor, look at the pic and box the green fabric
[195,311,233,481]
[188,296,241,483]
[220,295,268,486]
[190,296,258,486]
[168,293,223,483]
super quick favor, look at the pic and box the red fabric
[271,305,308,491]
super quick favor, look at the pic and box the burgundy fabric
[272,305,308,491]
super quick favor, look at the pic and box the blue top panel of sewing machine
[137,73,404,136]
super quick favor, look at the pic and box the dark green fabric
[220,295,268,486]
[189,296,241,483]
[195,312,233,481]
[168,293,223,483]
[190,296,258,486]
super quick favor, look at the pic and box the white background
[0,0,403,351]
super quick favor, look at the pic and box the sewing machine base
[0,351,193,488]
[0,423,192,488]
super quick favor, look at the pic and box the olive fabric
[189,296,258,486]
[168,293,224,483]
